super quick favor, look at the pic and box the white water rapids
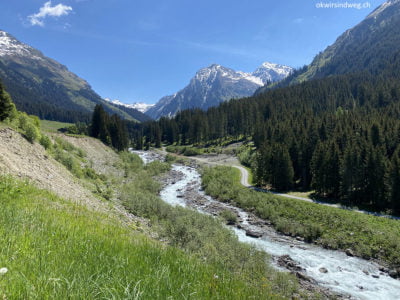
[135,151,400,300]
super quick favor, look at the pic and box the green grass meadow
[0,175,287,299]
[40,120,73,133]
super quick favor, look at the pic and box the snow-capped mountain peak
[146,61,293,119]
[194,64,264,86]
[131,102,154,113]
[104,98,154,113]
[252,62,293,84]
[0,30,41,59]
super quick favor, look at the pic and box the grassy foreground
[0,175,285,299]
[0,144,310,299]
[202,166,400,267]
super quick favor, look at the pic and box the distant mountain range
[146,62,292,119]
[0,30,150,123]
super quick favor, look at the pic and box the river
[135,151,400,300]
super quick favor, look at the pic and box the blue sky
[1,0,386,104]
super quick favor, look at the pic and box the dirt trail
[159,149,400,219]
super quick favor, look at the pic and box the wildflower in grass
[0,268,8,275]
[213,274,219,279]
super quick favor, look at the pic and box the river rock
[389,269,399,278]
[245,230,263,238]
[379,266,389,273]
[372,274,380,279]
[319,267,328,273]
[363,270,369,275]
[345,249,355,257]
[295,272,315,283]
[277,255,304,272]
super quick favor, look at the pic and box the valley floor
[166,149,400,220]
[0,127,312,299]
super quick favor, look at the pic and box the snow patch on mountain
[367,0,400,19]
[252,62,293,84]
[146,62,293,119]
[131,102,154,113]
[0,30,41,59]
[104,98,154,113]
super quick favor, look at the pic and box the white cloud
[28,1,73,27]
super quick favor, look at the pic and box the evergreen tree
[364,146,388,209]
[90,104,105,138]
[311,142,328,195]
[90,104,128,151]
[390,148,400,214]
[0,80,16,121]
[325,142,341,198]
[272,144,294,191]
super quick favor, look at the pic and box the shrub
[53,148,83,178]
[165,154,176,163]
[17,113,28,130]
[145,160,171,176]
[39,135,52,150]
[24,122,40,143]
[17,113,41,143]
[219,209,238,224]
[183,147,202,156]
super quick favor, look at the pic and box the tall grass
[0,175,290,299]
[202,166,400,266]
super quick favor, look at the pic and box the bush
[145,160,171,176]
[24,122,40,143]
[165,154,176,163]
[54,137,76,152]
[83,167,99,180]
[39,135,52,150]
[17,113,28,130]
[54,148,83,178]
[183,147,202,156]
[238,148,256,169]
[17,113,41,143]
[219,209,237,224]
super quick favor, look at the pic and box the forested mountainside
[257,0,400,93]
[0,30,150,123]
[130,0,400,214]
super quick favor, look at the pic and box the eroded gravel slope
[0,128,105,209]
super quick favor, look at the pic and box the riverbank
[153,157,400,299]
[125,151,312,299]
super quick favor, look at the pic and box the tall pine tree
[0,80,16,121]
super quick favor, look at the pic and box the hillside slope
[0,127,103,209]
[257,0,400,93]
[0,30,149,123]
